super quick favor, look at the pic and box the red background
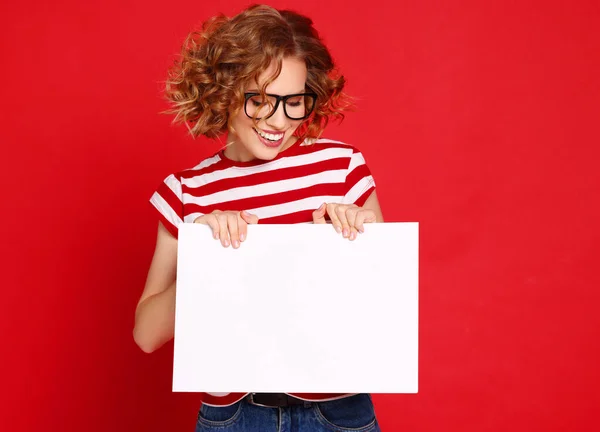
[2,0,599,430]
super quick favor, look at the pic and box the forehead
[252,57,308,93]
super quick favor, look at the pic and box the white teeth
[255,128,283,141]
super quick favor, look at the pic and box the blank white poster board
[173,222,418,394]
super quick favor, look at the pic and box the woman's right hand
[194,210,259,248]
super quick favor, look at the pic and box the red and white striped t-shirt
[149,137,376,406]
[151,137,376,238]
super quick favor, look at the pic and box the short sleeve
[342,147,376,207]
[149,173,184,239]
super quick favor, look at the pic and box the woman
[134,4,384,431]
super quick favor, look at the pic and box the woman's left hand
[312,203,377,240]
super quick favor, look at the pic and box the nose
[265,101,287,130]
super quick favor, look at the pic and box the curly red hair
[164,4,351,139]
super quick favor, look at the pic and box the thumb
[312,203,327,224]
[240,210,260,224]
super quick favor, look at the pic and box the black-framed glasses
[244,92,317,121]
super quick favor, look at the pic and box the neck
[223,139,254,162]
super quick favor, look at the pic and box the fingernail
[342,228,349,237]
[223,239,230,247]
[320,202,326,210]
[215,232,220,239]
[358,226,364,233]
[240,233,246,242]
[334,225,342,234]
[350,231,356,240]
[233,240,240,248]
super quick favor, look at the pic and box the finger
[327,203,342,233]
[237,213,247,243]
[216,213,230,247]
[236,212,249,243]
[312,203,327,224]
[205,215,221,240]
[345,206,359,228]
[346,206,360,241]
[227,212,241,248]
[335,205,351,238]
[355,209,377,234]
[240,210,260,225]
[194,214,220,240]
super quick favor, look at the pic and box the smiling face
[225,57,308,162]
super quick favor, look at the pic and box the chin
[252,145,282,161]
[249,136,287,159]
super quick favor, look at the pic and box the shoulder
[300,138,370,168]
[175,152,227,180]
[161,151,234,192]
[299,137,365,156]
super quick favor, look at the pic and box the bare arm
[133,222,178,353]
[133,210,259,353]
[361,190,384,222]
[133,196,378,353]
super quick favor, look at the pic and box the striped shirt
[149,137,376,406]
[150,137,376,238]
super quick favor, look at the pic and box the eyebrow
[246,89,307,94]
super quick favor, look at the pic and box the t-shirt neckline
[217,136,306,168]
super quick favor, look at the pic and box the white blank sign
[173,222,418,394]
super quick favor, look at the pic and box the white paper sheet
[173,222,418,394]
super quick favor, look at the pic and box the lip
[253,127,285,148]
[258,128,285,135]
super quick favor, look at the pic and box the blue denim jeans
[195,393,381,432]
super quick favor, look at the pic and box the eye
[248,96,264,107]
[286,97,304,107]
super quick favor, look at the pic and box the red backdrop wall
[2,0,599,430]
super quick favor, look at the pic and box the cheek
[287,120,303,134]
[229,111,254,135]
